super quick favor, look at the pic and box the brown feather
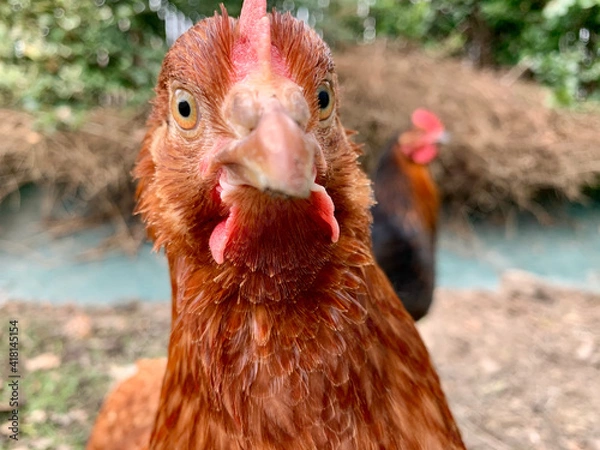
[87,359,166,450]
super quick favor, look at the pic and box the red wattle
[311,188,340,243]
[412,143,437,165]
[209,209,237,264]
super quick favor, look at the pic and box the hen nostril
[288,90,310,130]
[228,91,259,136]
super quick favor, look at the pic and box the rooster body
[372,110,444,321]
[88,2,464,449]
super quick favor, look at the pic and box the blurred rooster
[371,109,446,321]
[87,2,464,449]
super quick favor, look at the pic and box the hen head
[134,0,371,272]
[398,108,447,165]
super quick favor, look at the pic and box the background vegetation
[0,0,598,128]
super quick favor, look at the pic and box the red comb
[239,0,267,38]
[411,109,444,134]
[238,0,271,71]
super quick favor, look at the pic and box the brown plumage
[87,1,464,448]
[87,359,166,450]
[371,109,445,321]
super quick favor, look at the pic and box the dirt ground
[0,271,598,450]
[420,272,600,450]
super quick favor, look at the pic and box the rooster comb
[411,109,444,134]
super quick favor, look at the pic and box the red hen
[87,2,464,449]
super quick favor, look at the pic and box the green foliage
[0,0,167,128]
[361,0,600,105]
[0,0,275,129]
[0,0,598,126]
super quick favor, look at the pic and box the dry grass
[0,108,146,220]
[0,108,147,250]
[1,43,599,236]
[336,43,600,220]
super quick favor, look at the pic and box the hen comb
[411,109,444,134]
[238,0,271,73]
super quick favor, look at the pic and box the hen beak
[215,97,316,199]
[436,130,451,145]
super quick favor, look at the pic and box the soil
[0,271,598,450]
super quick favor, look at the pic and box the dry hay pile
[0,108,146,239]
[336,43,600,219]
[1,43,599,234]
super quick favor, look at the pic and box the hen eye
[178,100,191,117]
[317,83,334,121]
[171,88,199,130]
[318,89,329,110]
